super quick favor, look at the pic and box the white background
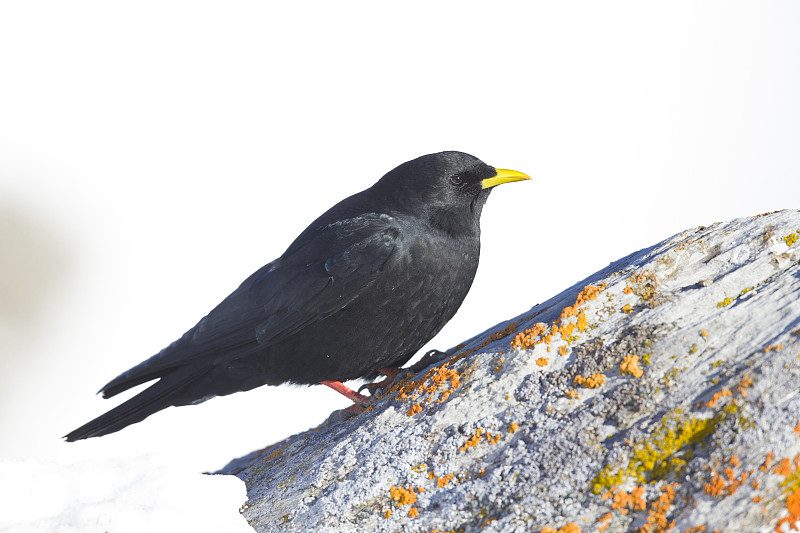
[1,1,799,475]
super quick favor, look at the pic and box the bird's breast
[370,227,480,335]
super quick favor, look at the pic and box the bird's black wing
[100,213,401,398]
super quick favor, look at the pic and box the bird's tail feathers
[64,366,210,441]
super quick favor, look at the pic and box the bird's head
[372,151,530,235]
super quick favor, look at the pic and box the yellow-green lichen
[717,297,735,307]
[591,409,724,494]
[783,232,799,247]
[781,464,800,494]
[660,366,685,388]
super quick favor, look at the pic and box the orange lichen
[536,357,550,367]
[620,355,644,378]
[622,304,634,314]
[782,487,800,529]
[637,483,677,533]
[700,330,709,338]
[429,367,462,395]
[508,422,519,433]
[574,373,606,389]
[623,285,633,294]
[753,495,763,503]
[562,284,605,317]
[558,345,569,356]
[704,389,732,408]
[436,474,454,488]
[390,485,418,506]
[762,452,776,472]
[487,431,501,445]
[511,323,549,350]
[684,526,707,533]
[559,322,576,341]
[596,512,612,532]
[771,449,800,532]
[408,507,419,518]
[727,471,751,494]
[397,362,463,416]
[605,486,647,514]
[705,457,753,498]
[776,458,793,477]
[776,487,800,532]
[511,285,604,351]
[406,404,423,416]
[492,356,505,373]
[576,311,589,332]
[765,344,785,353]
[704,475,726,497]
[384,509,392,518]
[459,429,485,452]
[565,389,579,399]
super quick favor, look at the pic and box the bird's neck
[424,205,481,240]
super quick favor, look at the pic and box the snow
[0,455,252,533]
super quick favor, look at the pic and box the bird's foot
[357,367,404,397]
[320,380,371,406]
[409,349,448,372]
[356,351,450,397]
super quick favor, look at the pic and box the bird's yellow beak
[481,168,532,189]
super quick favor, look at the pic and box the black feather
[65,151,529,440]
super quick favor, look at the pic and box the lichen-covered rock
[219,210,800,533]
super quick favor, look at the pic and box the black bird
[65,151,530,441]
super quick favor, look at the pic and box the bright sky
[1,2,799,473]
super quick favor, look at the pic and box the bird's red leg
[320,380,371,405]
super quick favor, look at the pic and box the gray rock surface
[220,210,800,533]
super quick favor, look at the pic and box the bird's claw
[357,350,448,397]
[357,381,379,396]
[409,349,448,372]
[358,366,409,397]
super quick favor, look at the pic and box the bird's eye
[449,175,464,186]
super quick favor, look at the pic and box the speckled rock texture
[219,210,800,533]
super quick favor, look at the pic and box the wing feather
[100,214,400,397]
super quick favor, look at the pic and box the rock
[219,210,800,533]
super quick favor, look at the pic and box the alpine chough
[65,151,530,441]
